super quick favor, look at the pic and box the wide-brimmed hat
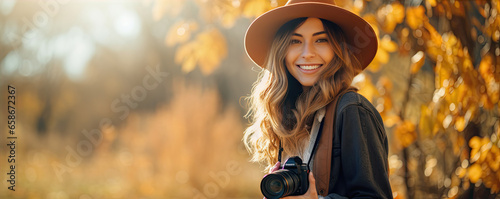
[244,0,378,70]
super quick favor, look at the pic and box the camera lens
[269,179,283,193]
[260,170,300,199]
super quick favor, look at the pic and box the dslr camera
[260,156,309,199]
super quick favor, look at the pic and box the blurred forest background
[0,0,499,198]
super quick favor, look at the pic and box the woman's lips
[296,64,322,73]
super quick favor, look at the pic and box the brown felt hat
[244,0,378,69]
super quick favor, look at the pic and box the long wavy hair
[243,18,363,171]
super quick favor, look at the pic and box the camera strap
[278,141,283,162]
[307,122,323,167]
[313,87,357,196]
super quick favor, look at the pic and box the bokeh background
[0,0,499,198]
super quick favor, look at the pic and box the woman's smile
[296,64,323,72]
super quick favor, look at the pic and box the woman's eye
[316,38,328,43]
[290,39,301,44]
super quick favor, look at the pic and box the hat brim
[244,2,378,69]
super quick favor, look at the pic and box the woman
[243,0,393,198]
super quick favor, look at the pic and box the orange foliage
[406,6,427,30]
[395,120,417,148]
[175,28,228,75]
[468,135,500,193]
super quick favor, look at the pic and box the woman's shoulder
[336,91,382,122]
[337,91,372,111]
[335,91,387,139]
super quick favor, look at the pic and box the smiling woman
[243,0,392,198]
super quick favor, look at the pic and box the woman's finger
[307,172,317,195]
[269,161,281,173]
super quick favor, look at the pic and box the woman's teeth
[298,64,321,70]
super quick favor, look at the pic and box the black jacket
[324,92,393,199]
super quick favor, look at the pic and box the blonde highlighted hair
[243,18,363,171]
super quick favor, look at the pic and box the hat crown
[286,0,337,6]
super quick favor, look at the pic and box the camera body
[260,156,310,199]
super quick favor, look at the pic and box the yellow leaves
[367,35,397,72]
[484,4,500,42]
[195,0,242,28]
[362,15,380,38]
[175,28,228,75]
[410,51,425,74]
[377,2,405,33]
[375,77,400,128]
[406,6,427,30]
[454,116,466,132]
[423,23,444,63]
[165,21,199,47]
[395,120,417,148]
[380,34,398,52]
[489,144,500,171]
[428,0,437,7]
[375,79,393,116]
[352,73,378,102]
[419,26,487,133]
[335,0,364,15]
[469,136,486,162]
[219,7,243,28]
[466,136,500,192]
[468,164,482,183]
[243,0,273,18]
[479,54,500,107]
[424,22,443,48]
[419,105,438,136]
[241,0,287,18]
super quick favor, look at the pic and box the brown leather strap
[313,87,356,196]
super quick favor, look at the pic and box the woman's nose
[301,42,316,58]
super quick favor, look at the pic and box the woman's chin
[297,79,318,87]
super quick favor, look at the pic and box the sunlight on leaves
[195,0,243,28]
[419,105,436,136]
[165,20,199,47]
[353,73,379,102]
[368,35,397,72]
[479,54,500,106]
[410,51,425,74]
[468,164,482,183]
[175,28,228,75]
[395,120,417,148]
[336,0,364,15]
[466,135,500,191]
[243,0,274,18]
[484,1,500,43]
[376,77,400,128]
[377,2,405,33]
[428,0,437,7]
[406,6,427,30]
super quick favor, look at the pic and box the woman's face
[285,17,334,87]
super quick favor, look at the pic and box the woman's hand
[269,161,281,173]
[281,172,319,199]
